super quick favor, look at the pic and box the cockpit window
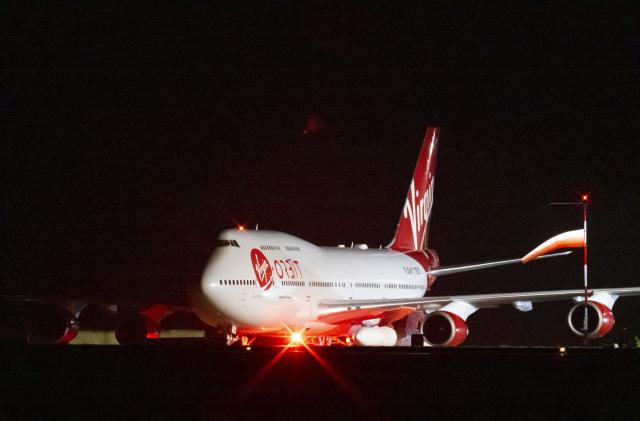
[216,239,240,248]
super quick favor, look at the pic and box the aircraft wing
[316,287,640,325]
[0,295,192,313]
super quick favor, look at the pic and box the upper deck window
[217,239,240,248]
[259,245,281,251]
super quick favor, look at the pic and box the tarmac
[1,344,639,420]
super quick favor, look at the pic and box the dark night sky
[3,4,639,343]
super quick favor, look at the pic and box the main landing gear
[220,324,254,346]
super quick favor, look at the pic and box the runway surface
[1,345,639,420]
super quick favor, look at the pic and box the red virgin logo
[402,177,434,250]
[251,248,273,290]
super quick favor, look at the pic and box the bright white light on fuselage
[290,332,303,344]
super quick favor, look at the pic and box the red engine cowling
[567,301,615,339]
[27,305,79,344]
[115,313,160,345]
[421,311,468,347]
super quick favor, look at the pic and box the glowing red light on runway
[242,321,360,409]
[242,345,290,395]
[290,332,303,344]
[299,340,360,401]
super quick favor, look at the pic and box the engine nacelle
[567,301,615,339]
[115,313,157,345]
[28,306,79,344]
[354,326,397,346]
[421,311,468,347]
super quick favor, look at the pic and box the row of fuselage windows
[220,279,256,286]
[218,279,421,289]
[259,245,302,252]
[218,243,302,252]
[260,245,281,251]
[282,280,304,287]
[310,281,346,288]
[393,283,422,290]
[351,282,422,289]
[354,282,381,288]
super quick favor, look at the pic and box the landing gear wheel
[226,333,238,346]
[225,324,238,346]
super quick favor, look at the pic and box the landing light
[237,225,245,231]
[290,332,303,344]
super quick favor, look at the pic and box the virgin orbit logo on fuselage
[403,177,435,250]
[251,248,273,290]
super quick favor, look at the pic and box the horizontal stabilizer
[426,251,572,277]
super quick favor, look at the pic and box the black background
[3,3,639,344]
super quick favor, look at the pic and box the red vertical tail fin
[388,127,439,251]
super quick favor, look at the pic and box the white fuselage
[191,229,428,336]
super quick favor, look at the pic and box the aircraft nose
[188,268,226,328]
[201,268,222,301]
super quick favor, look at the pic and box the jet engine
[115,313,156,345]
[567,301,615,339]
[27,305,79,344]
[421,311,468,347]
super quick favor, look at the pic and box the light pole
[581,194,589,340]
[550,194,590,343]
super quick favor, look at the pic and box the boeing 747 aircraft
[8,127,640,346]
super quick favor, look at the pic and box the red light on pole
[581,194,589,203]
